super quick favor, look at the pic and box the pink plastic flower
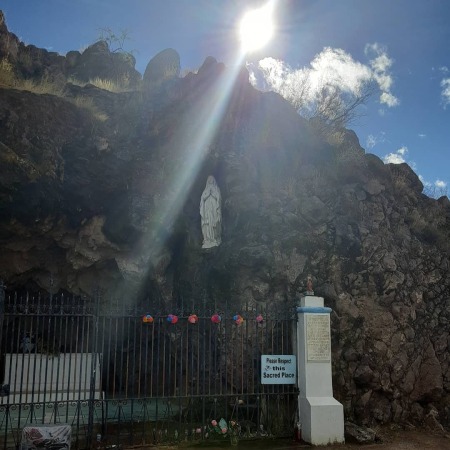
[221,428,227,434]
[211,420,217,427]
[195,428,202,434]
[188,314,198,324]
[167,314,178,324]
[211,314,221,324]
[256,314,263,323]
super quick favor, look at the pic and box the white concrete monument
[296,295,345,445]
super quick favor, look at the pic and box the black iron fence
[0,285,298,449]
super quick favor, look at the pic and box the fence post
[87,289,101,449]
[0,280,4,370]
[0,280,5,450]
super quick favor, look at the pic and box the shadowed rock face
[0,12,141,87]
[0,10,449,431]
[66,40,141,87]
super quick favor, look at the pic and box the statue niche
[200,175,222,249]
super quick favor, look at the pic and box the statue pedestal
[296,296,344,445]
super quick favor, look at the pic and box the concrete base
[299,396,345,445]
[1,353,102,404]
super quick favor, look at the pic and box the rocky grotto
[0,10,449,432]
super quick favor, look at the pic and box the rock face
[0,10,449,431]
[344,422,377,444]
[0,12,141,87]
[66,40,141,86]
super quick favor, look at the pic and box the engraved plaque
[306,314,331,361]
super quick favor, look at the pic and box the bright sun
[239,2,274,53]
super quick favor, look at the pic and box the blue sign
[261,355,297,384]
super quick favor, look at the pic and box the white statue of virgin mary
[200,175,222,248]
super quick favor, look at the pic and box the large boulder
[344,422,378,444]
[143,48,180,89]
[67,40,141,87]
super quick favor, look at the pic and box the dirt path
[125,427,450,449]
[242,427,450,450]
[339,427,450,450]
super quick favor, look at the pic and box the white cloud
[248,69,257,86]
[257,57,288,91]
[383,153,405,164]
[420,175,448,197]
[249,43,399,118]
[380,92,399,107]
[383,146,408,164]
[308,47,372,95]
[366,135,376,149]
[440,78,450,108]
[253,48,372,109]
[365,43,399,107]
[418,133,426,138]
[419,175,432,188]
[365,131,386,149]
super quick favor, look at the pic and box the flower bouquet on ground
[206,418,240,445]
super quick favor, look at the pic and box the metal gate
[0,284,298,449]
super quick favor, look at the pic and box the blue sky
[2,0,449,193]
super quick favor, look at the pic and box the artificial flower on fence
[166,314,178,324]
[188,314,198,324]
[233,314,244,325]
[143,313,265,324]
[211,314,221,323]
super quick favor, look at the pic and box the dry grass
[17,79,108,122]
[282,176,298,197]
[69,96,108,122]
[0,57,16,87]
[0,63,108,122]
[0,59,66,96]
[181,67,198,77]
[69,76,134,93]
[15,77,65,97]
